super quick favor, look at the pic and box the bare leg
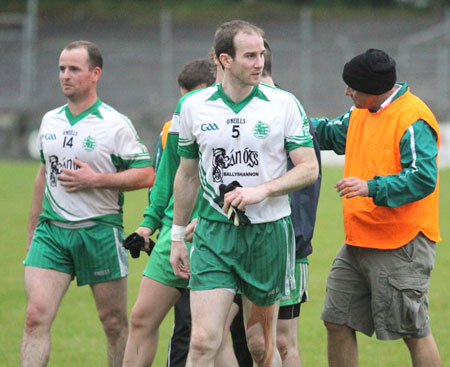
[404,334,440,367]
[21,267,72,367]
[276,318,301,367]
[324,321,358,367]
[123,276,181,366]
[186,289,235,367]
[242,296,281,367]
[214,301,239,367]
[91,277,128,367]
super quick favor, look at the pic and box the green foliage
[0,160,448,366]
[0,0,437,25]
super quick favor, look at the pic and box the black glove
[213,181,251,226]
[123,232,155,259]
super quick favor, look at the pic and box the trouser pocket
[386,275,429,334]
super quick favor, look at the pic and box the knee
[276,333,289,361]
[129,304,149,330]
[189,327,221,359]
[99,308,128,338]
[24,303,50,333]
[247,333,269,363]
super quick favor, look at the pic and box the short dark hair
[262,39,272,77]
[214,20,264,61]
[63,40,103,69]
[177,58,216,91]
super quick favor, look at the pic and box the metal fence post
[160,8,173,111]
[299,8,313,110]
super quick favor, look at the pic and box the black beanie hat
[342,48,396,95]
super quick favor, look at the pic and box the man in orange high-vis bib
[312,49,441,367]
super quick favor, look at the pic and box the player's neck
[221,78,255,103]
[260,75,275,87]
[67,92,98,116]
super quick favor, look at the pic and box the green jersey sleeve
[367,120,438,207]
[310,109,352,154]
[140,132,180,230]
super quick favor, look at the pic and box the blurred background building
[1,0,449,163]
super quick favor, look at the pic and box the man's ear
[218,53,232,69]
[92,66,102,83]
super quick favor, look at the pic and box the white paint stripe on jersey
[408,125,418,172]
[113,227,127,277]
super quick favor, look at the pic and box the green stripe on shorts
[280,259,309,307]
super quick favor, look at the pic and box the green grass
[0,159,449,366]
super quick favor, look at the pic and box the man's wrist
[171,224,187,242]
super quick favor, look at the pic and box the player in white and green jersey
[36,99,150,227]
[170,20,319,367]
[175,82,312,224]
[21,41,154,367]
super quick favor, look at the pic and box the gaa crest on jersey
[253,121,270,139]
[201,123,219,132]
[82,136,96,152]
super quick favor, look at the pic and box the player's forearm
[172,164,200,226]
[27,164,45,248]
[261,147,319,198]
[95,166,154,191]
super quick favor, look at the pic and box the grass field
[0,159,448,366]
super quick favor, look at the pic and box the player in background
[170,20,318,367]
[21,40,154,367]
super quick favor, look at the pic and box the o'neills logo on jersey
[211,147,259,183]
[226,118,246,124]
[253,121,270,139]
[48,155,79,187]
[201,123,219,132]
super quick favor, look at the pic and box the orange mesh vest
[343,89,440,249]
[161,120,172,150]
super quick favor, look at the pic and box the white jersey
[173,83,312,224]
[38,99,151,226]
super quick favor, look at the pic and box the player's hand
[185,218,198,242]
[170,241,190,279]
[135,226,153,252]
[335,177,369,198]
[58,159,99,192]
[222,186,266,213]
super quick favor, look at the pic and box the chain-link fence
[1,7,449,159]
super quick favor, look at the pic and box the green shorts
[321,233,436,340]
[24,220,128,286]
[280,259,309,307]
[189,217,295,306]
[143,223,191,289]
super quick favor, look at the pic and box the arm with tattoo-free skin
[222,145,319,213]
[170,156,200,279]
[27,164,46,251]
[58,159,154,192]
